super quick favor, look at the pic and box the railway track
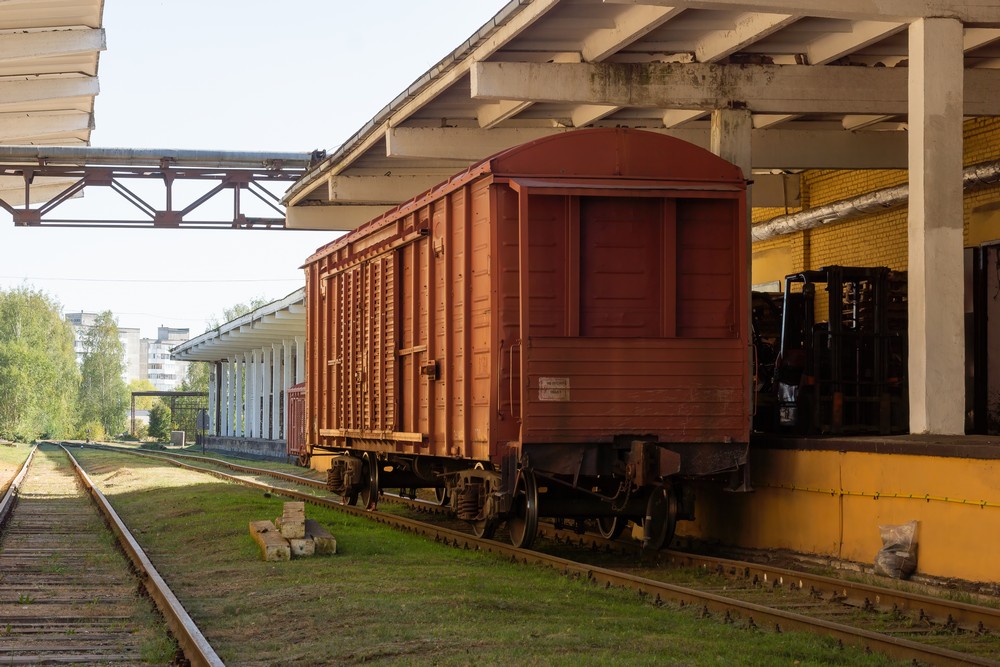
[75,443,1000,666]
[0,444,222,666]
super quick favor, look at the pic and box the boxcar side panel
[470,180,495,461]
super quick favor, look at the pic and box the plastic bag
[873,520,918,579]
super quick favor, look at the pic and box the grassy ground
[0,441,30,486]
[68,447,902,667]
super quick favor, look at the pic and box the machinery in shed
[301,129,751,549]
[754,266,908,435]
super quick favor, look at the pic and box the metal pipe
[753,158,1000,242]
[0,145,312,169]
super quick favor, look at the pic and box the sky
[0,0,504,338]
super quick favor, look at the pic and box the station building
[170,290,305,461]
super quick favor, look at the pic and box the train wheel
[434,487,450,506]
[296,452,311,467]
[357,452,379,510]
[507,468,539,549]
[471,517,498,539]
[642,487,678,551]
[596,516,625,540]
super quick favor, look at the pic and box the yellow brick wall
[752,117,1000,279]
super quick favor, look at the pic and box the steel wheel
[507,468,539,549]
[596,515,625,540]
[296,452,311,468]
[434,486,449,506]
[642,486,678,551]
[357,452,379,510]
[471,517,498,539]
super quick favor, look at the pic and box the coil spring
[327,465,344,493]
[456,484,480,520]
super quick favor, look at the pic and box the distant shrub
[74,421,107,442]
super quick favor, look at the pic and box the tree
[77,311,129,436]
[180,361,211,395]
[206,297,270,330]
[0,286,80,440]
[127,378,157,411]
[148,401,171,440]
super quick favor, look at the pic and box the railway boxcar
[303,128,750,549]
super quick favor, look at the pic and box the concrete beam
[602,0,1000,23]
[0,28,105,62]
[285,204,391,231]
[582,4,684,62]
[386,126,907,170]
[471,61,1000,116]
[0,77,100,108]
[0,111,92,142]
[328,174,446,204]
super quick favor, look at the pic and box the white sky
[0,0,503,338]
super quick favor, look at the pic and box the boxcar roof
[304,128,745,266]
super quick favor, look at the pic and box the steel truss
[0,148,317,229]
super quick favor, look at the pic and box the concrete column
[272,343,282,441]
[221,360,231,437]
[282,339,293,439]
[234,355,244,437]
[257,348,266,437]
[711,108,754,421]
[207,364,217,435]
[295,336,305,384]
[248,349,259,439]
[262,346,272,440]
[908,18,965,435]
[226,359,236,437]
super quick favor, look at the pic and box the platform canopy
[0,0,105,206]
[283,0,1000,230]
[170,288,305,363]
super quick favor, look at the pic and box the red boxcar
[303,128,750,548]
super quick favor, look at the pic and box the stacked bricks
[249,501,337,562]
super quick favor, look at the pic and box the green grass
[70,447,907,666]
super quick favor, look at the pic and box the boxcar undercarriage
[318,437,749,549]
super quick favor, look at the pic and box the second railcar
[303,128,750,549]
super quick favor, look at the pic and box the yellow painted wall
[681,448,1000,582]
[752,117,1000,277]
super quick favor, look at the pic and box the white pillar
[248,349,259,439]
[295,336,305,384]
[908,18,965,435]
[262,346,272,440]
[271,343,282,441]
[208,363,217,435]
[221,360,231,437]
[257,348,266,437]
[227,359,236,437]
[234,355,244,437]
[282,339,294,439]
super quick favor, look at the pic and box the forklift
[754,266,908,435]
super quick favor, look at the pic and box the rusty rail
[59,445,224,667]
[0,444,35,528]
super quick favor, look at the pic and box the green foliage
[180,361,211,394]
[77,311,129,436]
[0,285,80,440]
[127,378,157,411]
[74,420,107,442]
[148,401,171,440]
[206,297,270,331]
